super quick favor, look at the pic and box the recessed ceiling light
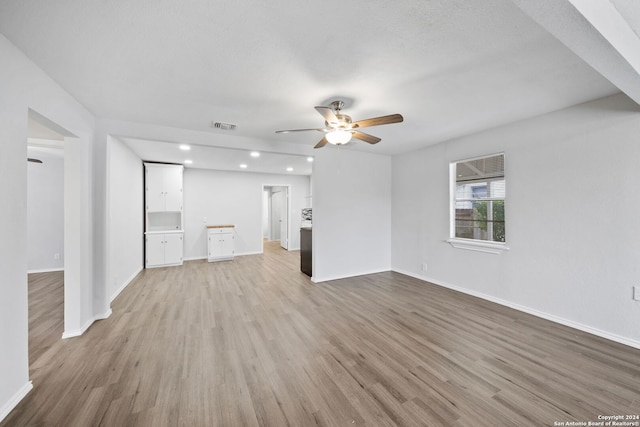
[307,157,314,162]
[286,167,293,172]
[240,164,248,169]
[250,151,260,158]
[179,144,191,151]
[184,160,193,164]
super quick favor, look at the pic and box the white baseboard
[186,252,265,261]
[62,316,94,339]
[185,251,283,261]
[393,268,640,350]
[110,267,142,303]
[95,308,112,321]
[61,308,113,340]
[236,251,263,257]
[27,267,64,274]
[312,268,391,284]
[0,381,32,423]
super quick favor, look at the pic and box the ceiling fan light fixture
[326,130,352,145]
[275,100,403,149]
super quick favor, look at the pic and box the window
[451,154,506,247]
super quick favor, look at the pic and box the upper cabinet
[145,163,183,212]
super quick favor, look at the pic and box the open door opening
[26,109,84,345]
[26,111,69,371]
[262,185,290,251]
[26,140,65,366]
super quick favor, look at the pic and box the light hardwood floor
[4,242,640,426]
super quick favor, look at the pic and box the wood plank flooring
[25,271,65,367]
[4,242,640,426]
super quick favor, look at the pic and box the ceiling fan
[275,101,403,149]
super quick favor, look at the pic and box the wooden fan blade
[352,131,381,144]
[351,114,403,129]
[314,136,329,149]
[27,158,43,163]
[315,106,339,125]
[275,128,327,134]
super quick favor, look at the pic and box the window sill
[446,238,509,254]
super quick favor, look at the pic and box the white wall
[0,34,96,421]
[27,148,64,272]
[107,137,143,302]
[392,93,640,347]
[262,190,269,238]
[312,148,392,282]
[268,186,286,242]
[183,168,310,258]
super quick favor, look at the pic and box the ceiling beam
[510,0,640,106]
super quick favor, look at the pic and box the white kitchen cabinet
[207,226,234,262]
[146,232,183,268]
[145,163,183,212]
[145,234,165,267]
[144,163,184,268]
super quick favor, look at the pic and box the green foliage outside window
[473,200,505,242]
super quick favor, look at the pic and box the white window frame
[446,153,509,254]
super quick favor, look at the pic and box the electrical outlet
[634,286,640,301]
[54,253,60,260]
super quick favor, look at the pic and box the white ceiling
[612,0,640,37]
[2,0,639,163]
[119,137,313,175]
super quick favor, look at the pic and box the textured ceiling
[0,0,632,157]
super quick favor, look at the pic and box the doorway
[262,185,290,251]
[27,109,82,340]
[26,140,65,364]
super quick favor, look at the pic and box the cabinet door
[208,231,234,260]
[146,167,165,212]
[163,167,183,212]
[164,234,183,265]
[146,234,165,267]
[219,233,234,257]
[208,233,222,259]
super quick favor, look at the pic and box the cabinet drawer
[208,227,234,235]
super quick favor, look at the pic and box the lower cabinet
[208,227,234,262]
[146,232,183,268]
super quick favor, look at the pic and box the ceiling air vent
[211,121,237,131]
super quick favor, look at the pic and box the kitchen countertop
[145,229,183,235]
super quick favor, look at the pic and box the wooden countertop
[206,225,235,229]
